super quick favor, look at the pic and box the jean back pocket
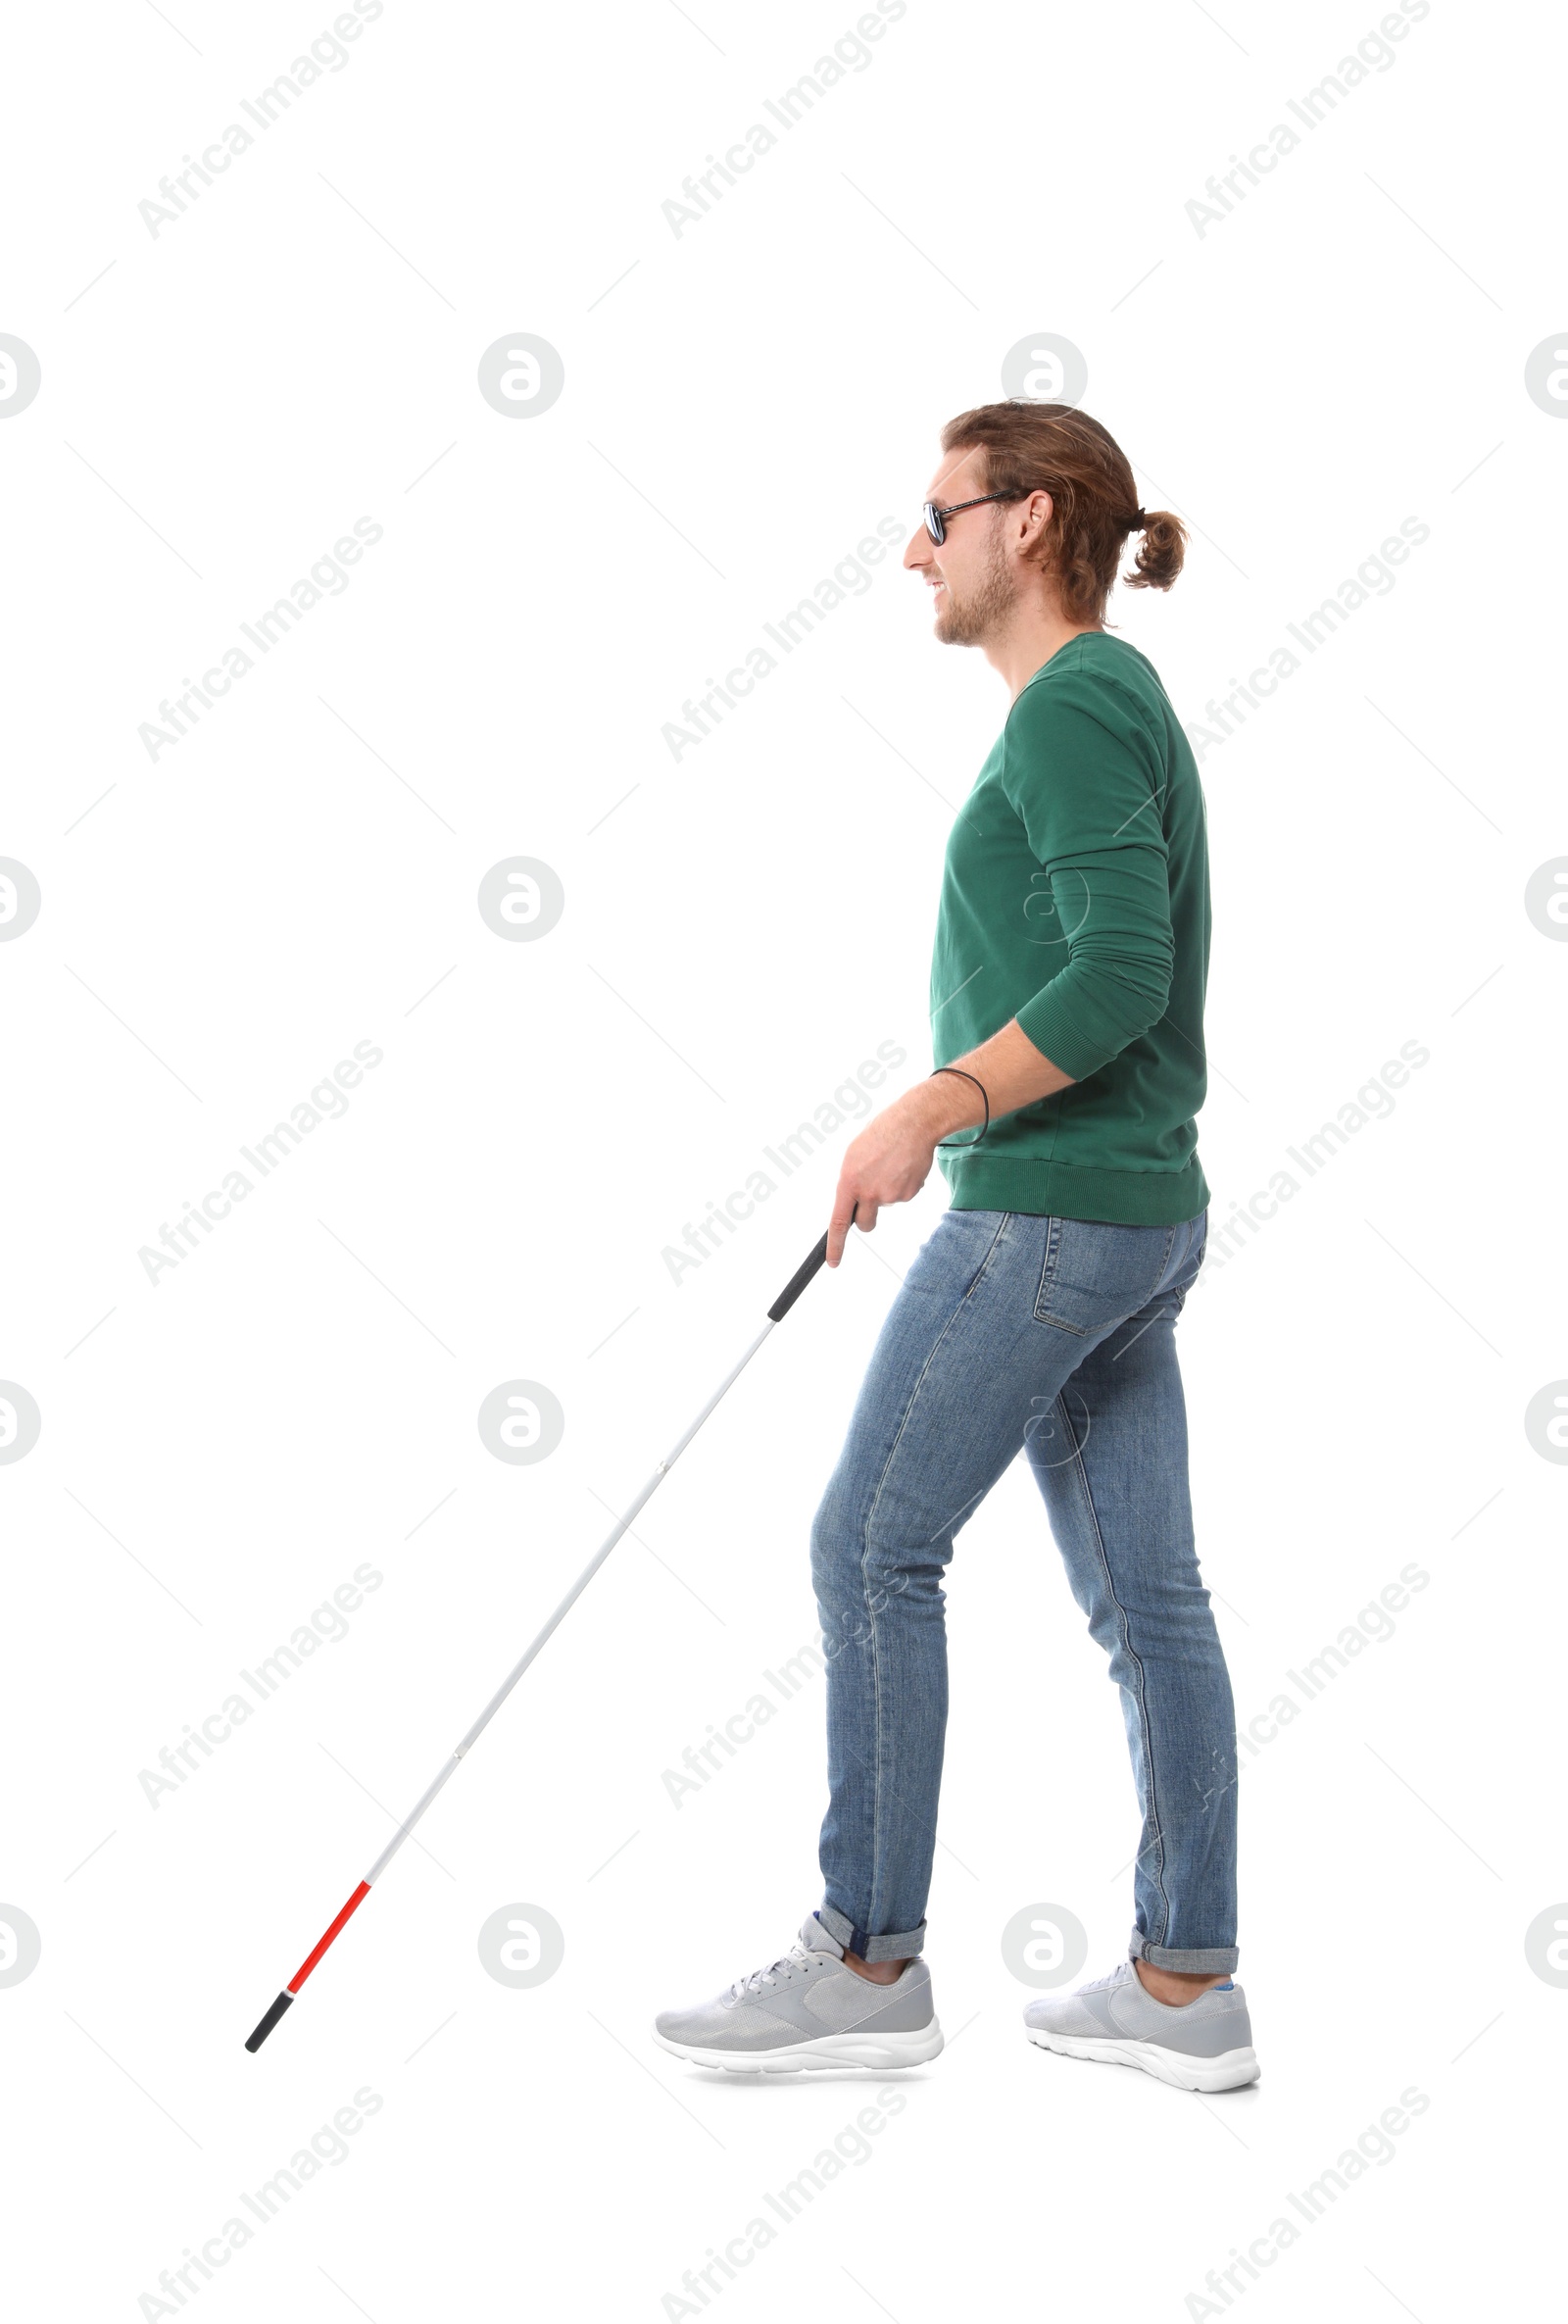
[1033,1214,1179,1336]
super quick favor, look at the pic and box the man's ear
[1021,488,1054,542]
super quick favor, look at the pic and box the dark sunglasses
[921,491,1016,546]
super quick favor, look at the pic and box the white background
[2,0,1562,2316]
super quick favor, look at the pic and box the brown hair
[939,400,1187,626]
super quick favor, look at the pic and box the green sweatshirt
[929,630,1210,1225]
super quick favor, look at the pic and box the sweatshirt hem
[939,1151,1209,1226]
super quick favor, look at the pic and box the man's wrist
[909,1068,983,1140]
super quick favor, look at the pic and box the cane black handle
[766,1205,857,1321]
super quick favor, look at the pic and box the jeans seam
[1031,1212,1062,1321]
[858,1209,1009,1937]
[1057,1386,1173,1947]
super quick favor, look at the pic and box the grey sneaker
[1024,1960,1259,2092]
[655,1913,944,2074]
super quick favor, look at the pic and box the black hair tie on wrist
[930,1065,989,1150]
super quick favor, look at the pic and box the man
[654,402,1255,2095]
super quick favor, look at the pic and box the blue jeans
[810,1206,1237,1974]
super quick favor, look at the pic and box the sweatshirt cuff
[1015,984,1118,1082]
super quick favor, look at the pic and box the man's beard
[935,523,1015,647]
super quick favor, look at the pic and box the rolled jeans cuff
[1128,1929,1239,1975]
[817,1902,927,1962]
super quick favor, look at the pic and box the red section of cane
[244,1881,372,2051]
[289,1881,371,1993]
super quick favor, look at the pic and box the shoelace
[1074,1963,1135,1997]
[727,1940,815,2002]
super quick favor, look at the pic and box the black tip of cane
[245,1991,294,2052]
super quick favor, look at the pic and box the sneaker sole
[654,2022,945,2075]
[1025,2028,1259,2094]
